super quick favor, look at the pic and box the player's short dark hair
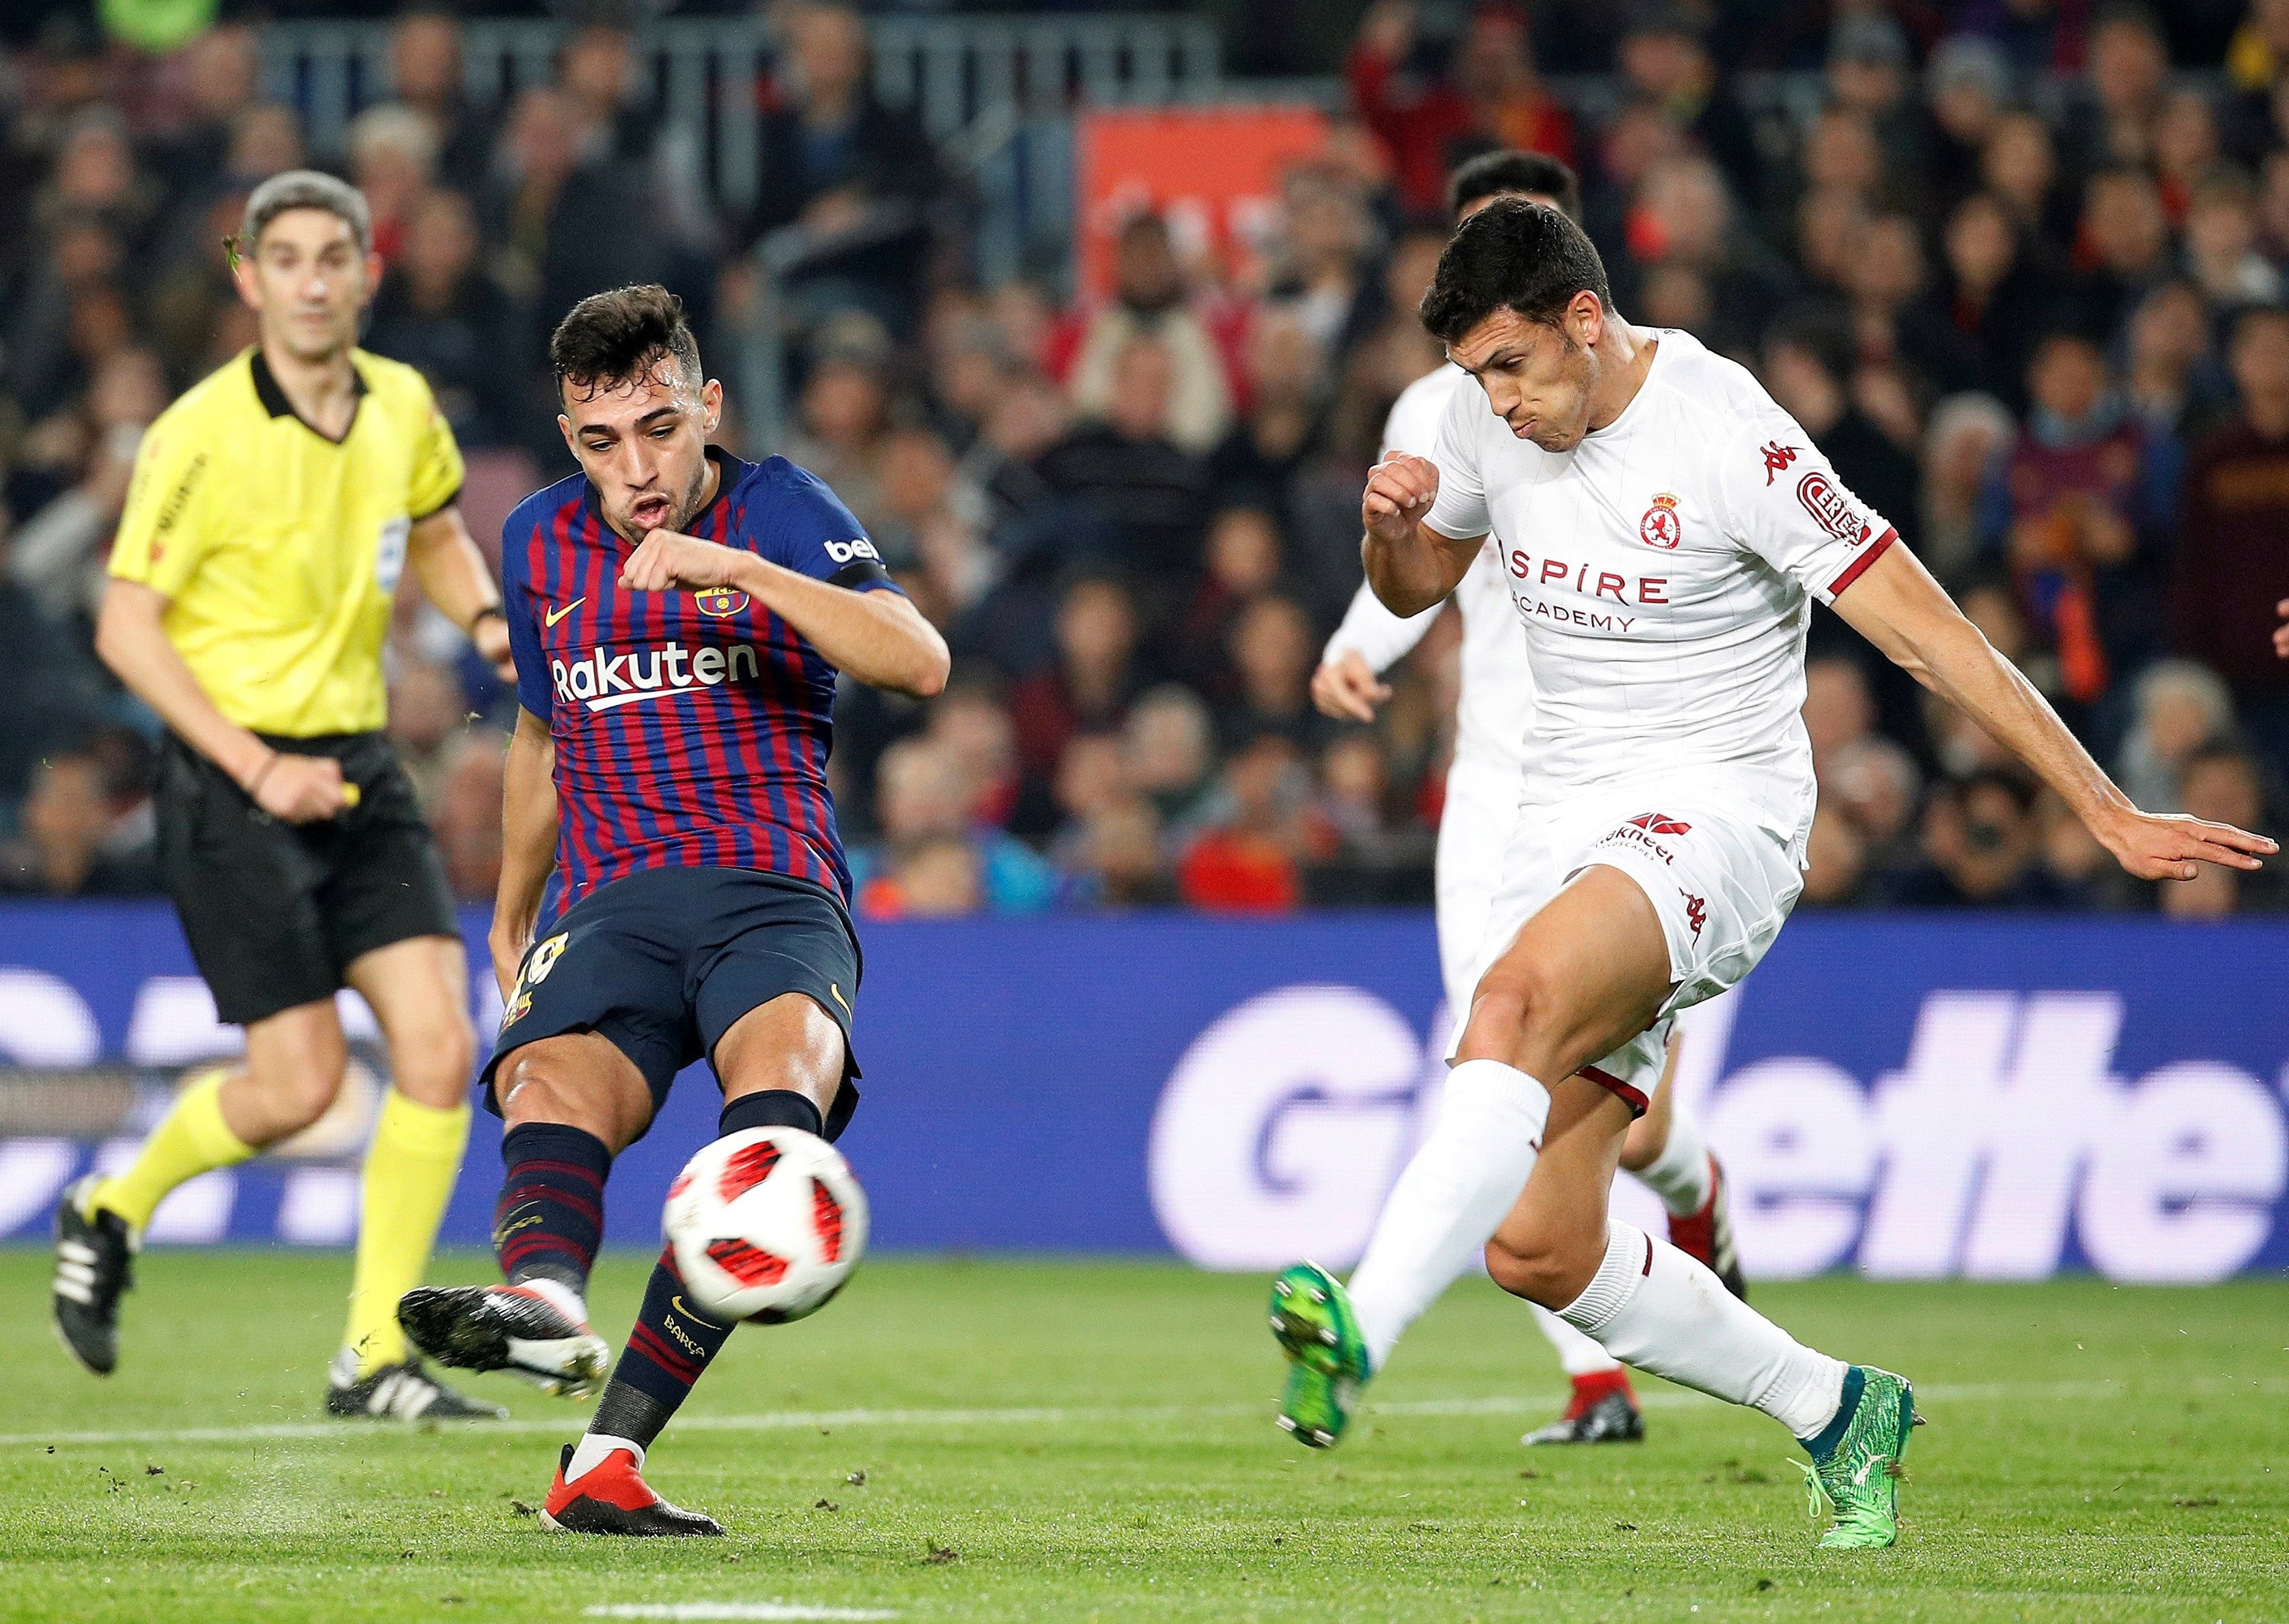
[1449,150,1582,224]
[550,283,704,401]
[1419,197,1612,346]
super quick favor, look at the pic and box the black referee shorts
[483,865,862,1142]
[155,731,460,1026]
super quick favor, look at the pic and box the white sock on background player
[1537,1304,1625,1377]
[1633,1109,1714,1218]
[1348,1059,1549,1373]
[1558,1222,1846,1438]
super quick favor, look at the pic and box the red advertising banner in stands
[1075,106,1332,299]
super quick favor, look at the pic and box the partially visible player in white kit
[1311,151,1741,1451]
[1274,199,2275,1549]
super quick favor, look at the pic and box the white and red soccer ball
[662,1128,869,1324]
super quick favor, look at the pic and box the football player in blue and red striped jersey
[398,285,947,1536]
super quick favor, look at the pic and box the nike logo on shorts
[546,598,585,628]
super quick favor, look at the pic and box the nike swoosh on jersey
[545,598,585,628]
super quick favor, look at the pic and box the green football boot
[1795,1364,1922,1549]
[1269,1262,1370,1448]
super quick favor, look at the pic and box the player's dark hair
[1419,197,1612,345]
[1449,150,1582,224]
[550,283,704,401]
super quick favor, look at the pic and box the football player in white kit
[1274,201,2274,1548]
[1312,151,1741,1451]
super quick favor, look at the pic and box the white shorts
[1433,755,1520,1019]
[1467,787,1805,1115]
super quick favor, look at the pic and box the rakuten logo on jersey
[550,642,763,712]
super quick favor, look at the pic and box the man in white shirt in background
[1310,150,1739,1449]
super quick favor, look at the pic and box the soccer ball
[662,1127,868,1324]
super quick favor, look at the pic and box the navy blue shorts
[485,865,862,1140]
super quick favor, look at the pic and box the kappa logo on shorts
[1681,889,1707,940]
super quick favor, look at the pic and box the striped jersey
[501,446,897,915]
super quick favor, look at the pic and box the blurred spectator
[1982,111,2074,248]
[1035,337,1213,580]
[785,322,894,530]
[2183,173,2285,314]
[1765,311,1920,538]
[2116,659,2237,812]
[432,727,507,902]
[1925,38,2017,209]
[1617,10,1758,195]
[1059,796,1175,908]
[1177,732,1310,912]
[1175,507,1285,686]
[346,104,438,267]
[365,190,522,450]
[2172,307,2289,774]
[1347,1,1578,219]
[1921,393,2019,579]
[2074,166,2172,343]
[1265,165,1384,358]
[383,7,496,182]
[1219,595,1323,751]
[1804,656,1877,772]
[1211,309,1329,528]
[10,347,164,628]
[1825,735,1926,877]
[1011,576,1149,790]
[1625,156,1792,358]
[1800,802,1872,907]
[855,736,1055,916]
[739,1,950,336]
[923,675,1024,832]
[2165,744,2289,911]
[152,23,260,196]
[1053,212,1235,454]
[1310,732,1428,873]
[1929,192,2053,408]
[1988,331,2160,706]
[1885,769,2071,907]
[863,833,984,919]
[1123,684,1219,837]
[0,753,158,897]
[2060,5,2171,180]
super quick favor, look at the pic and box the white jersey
[1422,328,1898,849]
[1322,363,1532,774]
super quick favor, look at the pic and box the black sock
[589,1247,737,1450]
[720,1089,823,1140]
[493,1123,610,1293]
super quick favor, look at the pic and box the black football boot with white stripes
[325,1349,507,1420]
[52,1177,135,1375]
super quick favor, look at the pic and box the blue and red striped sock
[588,1246,737,1449]
[584,1095,821,1449]
[493,1123,610,1293]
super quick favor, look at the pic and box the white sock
[1559,1222,1846,1440]
[566,1431,644,1481]
[1633,1111,1713,1218]
[1348,1059,1550,1373]
[1536,1304,1624,1377]
[515,1275,591,1329]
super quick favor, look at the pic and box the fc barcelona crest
[694,587,751,618]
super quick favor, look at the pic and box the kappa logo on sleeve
[1760,442,1799,485]
[1796,470,1874,546]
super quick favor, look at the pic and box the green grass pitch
[2,1249,2284,1622]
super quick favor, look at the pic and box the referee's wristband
[468,605,507,638]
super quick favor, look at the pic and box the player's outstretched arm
[491,705,559,998]
[1362,453,1482,619]
[1831,545,2277,882]
[620,529,951,698]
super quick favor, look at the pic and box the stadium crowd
[0,0,2286,918]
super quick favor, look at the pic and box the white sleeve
[1714,409,1900,604]
[1323,576,1441,673]
[1420,380,1491,542]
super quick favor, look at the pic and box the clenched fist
[1363,453,1440,544]
[620,529,744,594]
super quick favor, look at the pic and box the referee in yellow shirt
[51,172,514,1421]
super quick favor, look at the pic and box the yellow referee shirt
[109,347,465,738]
